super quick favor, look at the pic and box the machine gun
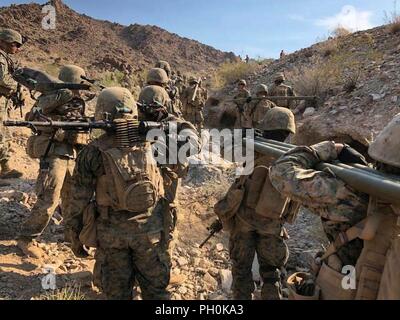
[12,68,92,94]
[199,219,223,248]
[246,137,400,206]
[4,118,167,148]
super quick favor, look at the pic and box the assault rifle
[227,95,319,104]
[199,219,223,248]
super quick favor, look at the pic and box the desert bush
[332,26,352,38]
[211,61,258,89]
[35,283,85,300]
[100,70,125,87]
[300,29,383,99]
[388,15,400,33]
[288,61,339,102]
[384,1,400,33]
[318,38,338,57]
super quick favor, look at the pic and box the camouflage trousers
[162,174,181,267]
[0,97,10,163]
[93,216,170,300]
[229,221,289,300]
[184,108,204,129]
[19,156,75,239]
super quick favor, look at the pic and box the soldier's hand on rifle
[208,219,223,233]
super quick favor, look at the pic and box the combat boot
[0,161,23,179]
[17,237,45,259]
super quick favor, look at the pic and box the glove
[338,144,368,166]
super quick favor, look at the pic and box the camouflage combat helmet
[147,68,169,85]
[261,106,296,134]
[368,113,400,168]
[0,28,23,45]
[188,76,199,85]
[138,85,169,106]
[95,87,137,121]
[238,79,247,86]
[255,84,268,95]
[59,65,86,84]
[274,73,286,82]
[155,60,171,77]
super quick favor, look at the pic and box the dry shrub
[384,2,400,33]
[318,38,338,57]
[288,61,339,103]
[35,283,85,300]
[332,26,352,38]
[212,61,258,89]
[389,16,400,33]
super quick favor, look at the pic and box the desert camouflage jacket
[269,141,369,244]
[0,49,17,95]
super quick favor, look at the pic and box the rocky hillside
[0,0,236,78]
[213,25,400,146]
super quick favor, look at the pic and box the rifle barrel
[199,232,215,248]
[227,96,317,103]
[3,120,114,131]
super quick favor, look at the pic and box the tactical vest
[312,197,398,300]
[94,137,164,214]
[270,84,291,108]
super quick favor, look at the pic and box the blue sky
[1,0,397,58]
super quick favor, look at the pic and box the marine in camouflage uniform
[155,61,183,118]
[181,76,208,130]
[354,115,400,300]
[240,84,276,129]
[271,116,400,300]
[139,78,200,267]
[214,107,296,300]
[17,65,89,259]
[65,87,171,300]
[0,28,25,180]
[233,79,251,128]
[268,73,296,109]
[269,140,372,299]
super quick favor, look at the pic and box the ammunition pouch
[95,141,164,213]
[79,201,98,248]
[316,262,356,300]
[26,135,51,159]
[64,131,90,146]
[244,165,300,222]
[244,166,269,209]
